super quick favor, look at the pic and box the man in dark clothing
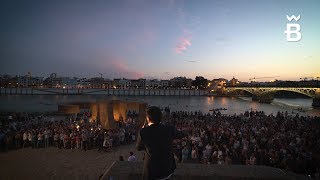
[136,106,185,180]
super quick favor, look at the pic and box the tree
[192,76,208,89]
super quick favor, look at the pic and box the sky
[0,0,319,82]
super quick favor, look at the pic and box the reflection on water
[0,95,318,116]
[206,96,214,105]
[220,97,227,106]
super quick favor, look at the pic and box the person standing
[81,130,88,151]
[22,131,28,148]
[37,131,43,148]
[53,132,59,148]
[44,129,49,148]
[136,106,185,180]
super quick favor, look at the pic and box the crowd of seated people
[0,112,138,152]
[162,110,320,178]
[1,109,319,178]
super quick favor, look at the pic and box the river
[0,95,319,116]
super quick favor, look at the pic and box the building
[210,78,228,91]
[145,79,160,89]
[169,77,192,89]
[137,78,146,89]
[77,78,90,88]
[103,79,113,89]
[113,78,131,89]
[160,80,169,88]
[229,77,239,86]
[89,77,104,89]
[130,79,146,89]
[60,77,77,88]
[6,76,18,88]
[17,75,29,87]
[0,75,10,88]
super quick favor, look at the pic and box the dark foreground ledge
[101,161,309,180]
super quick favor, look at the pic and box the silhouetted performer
[137,106,185,180]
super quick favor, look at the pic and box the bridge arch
[226,87,318,98]
[225,87,320,107]
[225,88,255,96]
[271,89,314,98]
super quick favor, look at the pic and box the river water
[0,95,319,116]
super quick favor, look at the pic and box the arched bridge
[225,87,320,107]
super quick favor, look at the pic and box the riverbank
[0,144,143,180]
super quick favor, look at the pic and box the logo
[284,15,302,42]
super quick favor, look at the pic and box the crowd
[1,109,320,178]
[0,112,138,152]
[162,110,320,178]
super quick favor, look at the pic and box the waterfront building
[6,76,18,88]
[17,75,29,87]
[130,79,146,89]
[229,77,239,86]
[89,77,104,89]
[103,79,113,89]
[160,80,169,89]
[211,78,228,91]
[77,78,91,89]
[137,78,146,89]
[145,79,160,89]
[169,76,192,89]
[60,77,77,89]
[113,78,131,89]
[0,75,7,88]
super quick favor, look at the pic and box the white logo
[284,15,302,42]
[286,15,300,21]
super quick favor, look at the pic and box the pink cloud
[109,59,144,79]
[174,4,194,54]
[89,49,144,79]
[175,35,192,54]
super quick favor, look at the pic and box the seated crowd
[0,109,319,177]
[0,112,138,152]
[163,110,320,177]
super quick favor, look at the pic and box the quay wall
[0,88,207,96]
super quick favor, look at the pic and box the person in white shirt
[23,131,28,148]
[27,132,32,143]
[128,151,136,161]
[44,129,49,148]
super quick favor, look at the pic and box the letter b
[284,23,302,42]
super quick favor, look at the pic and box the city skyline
[1,0,319,81]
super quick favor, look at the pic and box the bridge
[225,87,320,107]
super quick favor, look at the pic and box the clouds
[85,48,145,79]
[175,35,192,54]
[109,59,144,79]
[173,2,197,54]
[187,60,197,63]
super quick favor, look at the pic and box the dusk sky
[1,0,319,81]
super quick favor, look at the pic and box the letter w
[286,15,300,21]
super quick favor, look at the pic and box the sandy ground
[0,144,144,180]
[306,109,320,117]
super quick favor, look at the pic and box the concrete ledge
[101,161,309,180]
